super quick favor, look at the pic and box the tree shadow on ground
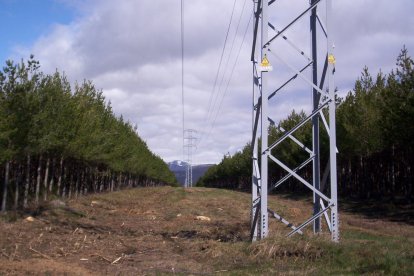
[271,190,414,225]
[340,198,414,225]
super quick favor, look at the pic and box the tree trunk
[391,145,396,200]
[49,157,56,193]
[57,156,64,196]
[43,157,50,201]
[118,172,122,190]
[75,168,80,199]
[1,161,10,212]
[95,172,105,193]
[408,163,413,203]
[14,164,22,210]
[111,174,115,192]
[93,174,103,193]
[80,168,84,196]
[35,155,43,205]
[62,165,67,198]
[82,169,87,195]
[24,154,30,208]
[92,170,96,193]
[68,168,73,199]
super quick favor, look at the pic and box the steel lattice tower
[251,0,339,242]
[184,129,197,187]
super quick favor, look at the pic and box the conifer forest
[198,47,414,202]
[1,47,413,211]
[0,56,177,212]
[1,1,414,274]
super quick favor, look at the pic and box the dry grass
[249,236,324,261]
[0,186,413,275]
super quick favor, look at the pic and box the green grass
[117,187,414,275]
[308,230,414,275]
[210,231,414,275]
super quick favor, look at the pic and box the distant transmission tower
[184,129,197,187]
[251,0,339,242]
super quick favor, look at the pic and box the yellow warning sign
[328,54,336,64]
[259,54,273,72]
[261,55,271,67]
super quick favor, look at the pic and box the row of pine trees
[0,56,177,211]
[198,47,413,201]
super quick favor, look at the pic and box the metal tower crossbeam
[251,0,339,242]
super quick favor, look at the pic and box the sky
[1,0,413,165]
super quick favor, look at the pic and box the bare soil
[1,187,413,275]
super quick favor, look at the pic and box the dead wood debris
[111,256,122,264]
[29,246,52,260]
[90,253,112,263]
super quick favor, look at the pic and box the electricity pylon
[251,0,339,242]
[184,129,197,187]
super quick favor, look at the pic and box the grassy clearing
[1,186,413,275]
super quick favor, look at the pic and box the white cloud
[14,0,414,164]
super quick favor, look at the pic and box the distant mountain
[168,160,214,186]
[168,160,188,172]
[168,160,188,185]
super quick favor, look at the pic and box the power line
[181,0,185,161]
[200,0,241,146]
[205,0,238,126]
[199,0,251,148]
[181,1,197,186]
[213,0,248,119]
[205,11,252,145]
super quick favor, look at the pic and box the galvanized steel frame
[250,0,339,242]
[184,129,197,188]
